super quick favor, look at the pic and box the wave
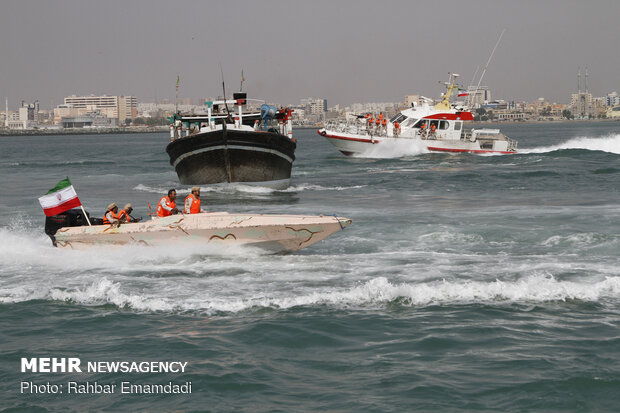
[134,183,367,194]
[520,134,620,154]
[3,275,619,314]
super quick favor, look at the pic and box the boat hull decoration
[50,212,352,253]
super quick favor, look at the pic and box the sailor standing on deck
[157,189,179,217]
[184,187,206,214]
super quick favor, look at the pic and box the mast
[434,73,459,111]
[472,29,505,107]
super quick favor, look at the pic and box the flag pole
[80,205,92,226]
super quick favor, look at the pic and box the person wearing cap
[184,186,206,214]
[157,189,179,217]
[118,203,140,223]
[103,203,119,225]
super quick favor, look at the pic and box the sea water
[1,122,619,412]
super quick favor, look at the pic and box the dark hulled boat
[166,94,296,189]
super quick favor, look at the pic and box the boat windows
[404,118,417,127]
[439,120,449,130]
[413,119,428,128]
[390,113,408,124]
[454,121,462,131]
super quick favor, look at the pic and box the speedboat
[44,209,351,253]
[318,73,517,156]
[166,93,296,190]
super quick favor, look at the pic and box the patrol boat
[166,93,296,190]
[318,73,517,156]
[44,209,351,253]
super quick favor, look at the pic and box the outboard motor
[44,208,99,247]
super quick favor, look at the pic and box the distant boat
[166,93,296,189]
[45,209,351,253]
[318,74,517,156]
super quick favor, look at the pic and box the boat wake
[520,133,620,154]
[134,183,367,194]
[1,275,619,314]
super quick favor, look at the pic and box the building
[462,87,491,108]
[4,100,40,129]
[57,95,137,124]
[605,92,620,107]
[301,98,327,115]
[570,69,594,119]
[607,106,620,119]
[61,112,117,128]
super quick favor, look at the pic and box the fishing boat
[318,74,517,156]
[166,93,296,190]
[44,209,351,253]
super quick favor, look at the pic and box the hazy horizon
[1,0,619,110]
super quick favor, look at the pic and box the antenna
[175,74,180,113]
[219,64,231,117]
[473,29,505,106]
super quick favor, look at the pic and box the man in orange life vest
[118,203,140,223]
[184,187,206,214]
[103,203,119,225]
[157,189,179,217]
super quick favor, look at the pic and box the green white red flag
[38,177,82,216]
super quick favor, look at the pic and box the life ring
[320,130,327,136]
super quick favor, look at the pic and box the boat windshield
[390,113,408,124]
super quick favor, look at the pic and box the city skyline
[1,0,618,109]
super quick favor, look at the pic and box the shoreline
[0,126,168,137]
[1,118,617,137]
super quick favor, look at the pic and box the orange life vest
[382,119,387,126]
[157,196,176,217]
[394,122,400,129]
[102,210,118,225]
[118,209,131,222]
[185,193,201,214]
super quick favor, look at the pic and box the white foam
[353,139,430,158]
[3,271,619,314]
[134,182,366,194]
[520,133,620,154]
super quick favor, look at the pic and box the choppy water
[1,121,619,412]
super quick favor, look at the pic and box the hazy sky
[1,0,618,109]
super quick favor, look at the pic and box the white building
[56,95,137,124]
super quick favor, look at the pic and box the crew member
[103,203,119,225]
[184,187,206,214]
[430,123,437,135]
[157,189,179,217]
[381,118,387,136]
[393,121,401,137]
[118,203,140,223]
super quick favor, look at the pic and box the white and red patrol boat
[318,74,517,156]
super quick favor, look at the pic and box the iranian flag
[458,89,469,97]
[38,177,82,216]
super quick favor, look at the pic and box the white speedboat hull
[53,212,352,253]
